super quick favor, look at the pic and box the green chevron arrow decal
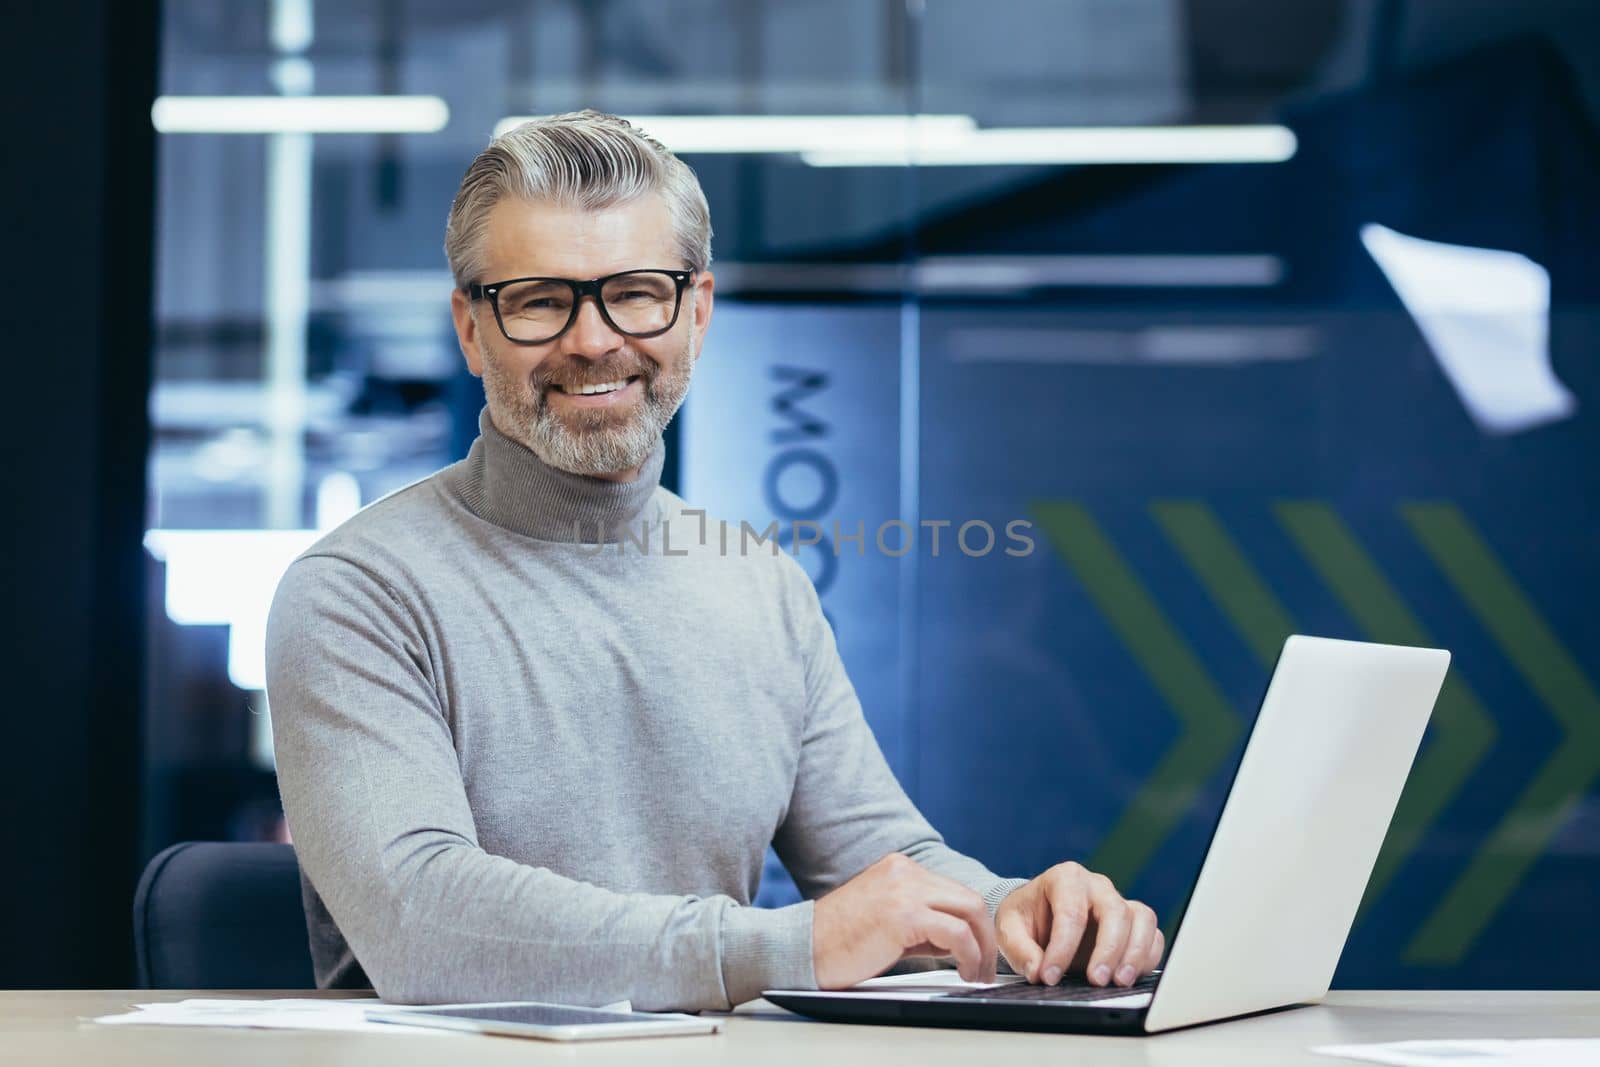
[1275,502,1496,922]
[1033,502,1244,888]
[1150,501,1294,665]
[1400,502,1600,964]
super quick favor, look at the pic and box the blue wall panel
[681,40,1600,988]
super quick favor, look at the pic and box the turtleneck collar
[450,407,665,543]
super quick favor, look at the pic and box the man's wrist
[983,877,1031,975]
[983,876,1030,918]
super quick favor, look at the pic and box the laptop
[764,635,1450,1035]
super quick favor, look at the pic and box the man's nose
[562,294,625,356]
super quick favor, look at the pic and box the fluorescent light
[145,528,322,691]
[488,114,1294,165]
[152,95,449,134]
[944,325,1318,366]
[915,254,1284,289]
[493,113,977,153]
[711,254,1284,294]
[144,529,319,626]
[271,0,313,54]
[802,125,1298,166]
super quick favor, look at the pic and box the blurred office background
[5,0,1596,989]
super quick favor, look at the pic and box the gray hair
[444,109,713,288]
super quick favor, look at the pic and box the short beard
[478,333,694,478]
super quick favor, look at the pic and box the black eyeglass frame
[466,268,696,346]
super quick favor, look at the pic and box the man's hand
[812,853,998,988]
[994,862,1163,988]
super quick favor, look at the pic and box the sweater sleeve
[266,553,813,1010]
[770,557,1028,918]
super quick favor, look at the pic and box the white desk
[5,990,1597,1066]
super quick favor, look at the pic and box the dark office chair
[133,841,316,989]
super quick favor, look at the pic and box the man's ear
[451,287,485,376]
[689,269,715,362]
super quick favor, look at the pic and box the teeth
[571,378,630,396]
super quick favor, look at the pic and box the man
[266,109,1163,1012]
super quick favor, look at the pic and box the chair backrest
[133,841,315,989]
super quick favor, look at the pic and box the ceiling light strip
[152,95,450,134]
[802,125,1298,166]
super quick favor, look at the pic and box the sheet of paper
[90,997,632,1035]
[1315,1039,1600,1067]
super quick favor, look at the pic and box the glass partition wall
[146,0,1600,988]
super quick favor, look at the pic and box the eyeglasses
[466,268,695,346]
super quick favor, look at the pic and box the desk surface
[4,990,1597,1066]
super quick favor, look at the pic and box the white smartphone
[365,1001,721,1042]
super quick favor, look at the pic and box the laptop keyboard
[943,971,1159,1002]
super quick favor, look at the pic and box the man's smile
[548,374,643,407]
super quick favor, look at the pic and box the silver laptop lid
[1143,635,1449,1032]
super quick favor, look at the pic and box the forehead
[477,193,679,281]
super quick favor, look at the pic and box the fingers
[1037,869,1091,985]
[912,909,987,983]
[995,905,1044,982]
[815,853,1008,989]
[1008,862,1166,988]
[1083,880,1133,986]
[879,854,996,982]
[1114,901,1159,987]
[921,881,998,982]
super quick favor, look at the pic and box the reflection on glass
[1361,222,1575,435]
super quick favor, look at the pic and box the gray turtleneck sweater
[266,410,1023,1011]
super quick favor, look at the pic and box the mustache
[531,358,657,396]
